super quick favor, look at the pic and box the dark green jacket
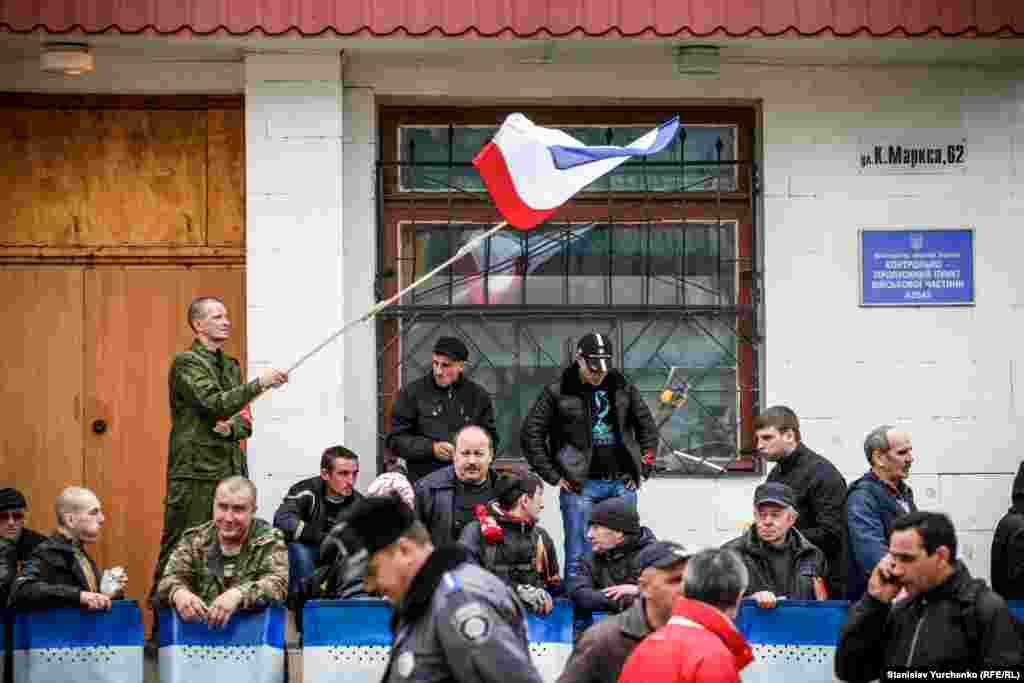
[167,341,261,480]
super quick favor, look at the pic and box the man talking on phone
[835,511,1022,681]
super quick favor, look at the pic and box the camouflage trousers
[148,478,221,610]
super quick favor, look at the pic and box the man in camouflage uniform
[156,476,288,629]
[151,296,288,610]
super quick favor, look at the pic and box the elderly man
[723,482,828,608]
[157,476,288,629]
[619,549,753,683]
[345,495,543,683]
[846,425,917,600]
[755,405,847,597]
[836,512,1022,680]
[559,542,699,683]
[387,336,499,483]
[569,497,657,614]
[0,487,47,605]
[521,332,659,581]
[274,445,363,597]
[415,424,506,545]
[459,472,561,615]
[10,487,125,611]
[153,296,288,613]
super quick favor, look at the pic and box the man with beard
[568,497,657,614]
[723,482,828,608]
[387,337,499,483]
[0,487,47,605]
[755,406,847,597]
[459,472,561,615]
[415,425,506,546]
[157,476,288,629]
[846,426,917,600]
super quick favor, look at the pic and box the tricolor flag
[473,114,680,230]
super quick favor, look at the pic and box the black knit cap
[433,336,469,362]
[588,497,639,534]
[345,495,417,555]
[0,488,27,511]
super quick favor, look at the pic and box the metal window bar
[378,123,761,477]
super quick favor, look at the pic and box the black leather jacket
[386,373,499,482]
[520,366,658,488]
[272,475,362,545]
[9,532,100,609]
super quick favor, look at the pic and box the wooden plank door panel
[83,266,246,613]
[0,267,84,533]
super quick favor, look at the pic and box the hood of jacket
[1010,460,1024,514]
[671,596,753,671]
[559,364,627,397]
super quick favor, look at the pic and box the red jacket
[618,596,753,683]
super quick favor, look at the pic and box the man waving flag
[473,113,680,230]
[286,114,680,374]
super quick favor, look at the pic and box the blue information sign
[860,228,974,306]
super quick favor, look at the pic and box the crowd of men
[2,297,1023,683]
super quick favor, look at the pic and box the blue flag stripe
[11,602,144,649]
[547,117,680,170]
[158,607,285,648]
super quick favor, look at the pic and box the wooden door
[82,266,246,613]
[0,267,85,535]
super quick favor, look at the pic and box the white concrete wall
[244,53,354,514]
[343,52,1024,581]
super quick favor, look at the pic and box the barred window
[377,106,759,476]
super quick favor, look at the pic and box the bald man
[846,426,917,600]
[10,487,124,611]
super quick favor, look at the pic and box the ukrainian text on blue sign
[861,229,974,306]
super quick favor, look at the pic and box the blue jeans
[560,479,638,581]
[287,542,319,599]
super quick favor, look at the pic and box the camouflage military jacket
[167,340,261,480]
[156,518,288,608]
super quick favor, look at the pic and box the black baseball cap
[577,332,614,372]
[754,482,796,508]
[636,541,703,572]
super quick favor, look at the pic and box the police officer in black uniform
[345,496,543,683]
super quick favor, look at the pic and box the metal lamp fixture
[40,43,95,76]
[675,45,720,77]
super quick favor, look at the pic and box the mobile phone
[879,567,898,584]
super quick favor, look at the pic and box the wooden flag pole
[286,220,509,374]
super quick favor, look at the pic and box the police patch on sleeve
[452,602,492,643]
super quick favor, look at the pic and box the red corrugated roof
[0,0,1021,38]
